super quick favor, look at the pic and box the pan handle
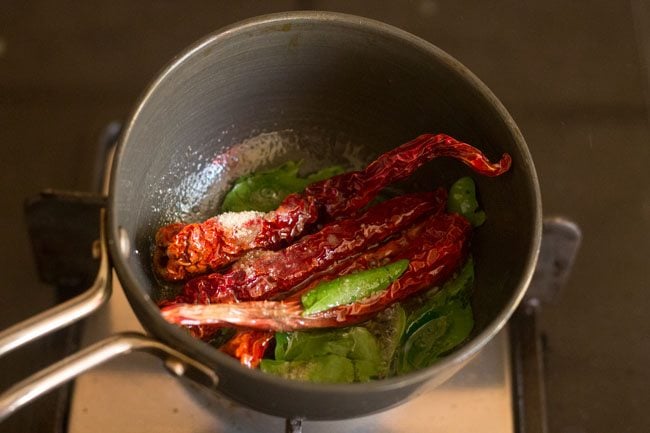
[0,331,218,422]
[0,209,112,358]
[0,209,219,422]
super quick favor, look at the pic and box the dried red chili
[171,191,446,305]
[155,133,510,280]
[160,212,471,332]
[214,210,457,366]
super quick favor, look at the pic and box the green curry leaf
[221,161,344,212]
[263,327,382,383]
[447,177,486,227]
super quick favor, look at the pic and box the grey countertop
[1,1,649,432]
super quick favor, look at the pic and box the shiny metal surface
[0,211,217,422]
[0,211,111,358]
[0,330,218,423]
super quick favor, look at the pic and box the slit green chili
[301,259,409,316]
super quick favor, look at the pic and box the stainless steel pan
[0,11,541,423]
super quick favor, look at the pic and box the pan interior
[109,13,538,407]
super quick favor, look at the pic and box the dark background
[1,1,648,432]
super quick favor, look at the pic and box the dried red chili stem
[160,213,471,331]
[176,191,446,304]
[156,133,510,280]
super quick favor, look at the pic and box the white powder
[217,211,264,229]
[217,211,266,244]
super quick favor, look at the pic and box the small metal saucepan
[0,11,541,423]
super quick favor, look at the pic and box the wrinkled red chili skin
[304,133,511,218]
[154,195,319,281]
[290,213,435,297]
[180,212,469,367]
[307,212,471,327]
[238,212,470,332]
[155,133,511,280]
[176,191,446,304]
[219,212,451,367]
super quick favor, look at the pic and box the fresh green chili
[301,260,409,316]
